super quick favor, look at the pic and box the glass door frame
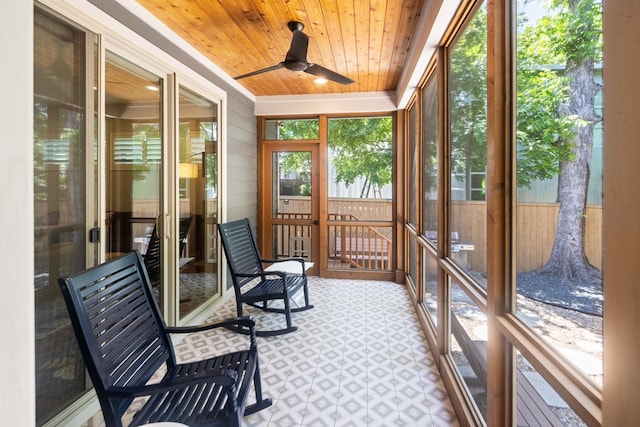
[260,143,320,276]
[34,7,100,425]
[171,74,226,323]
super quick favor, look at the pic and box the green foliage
[516,69,576,186]
[299,184,311,196]
[277,119,319,139]
[279,151,311,177]
[550,0,603,65]
[449,5,488,182]
[328,117,392,198]
[276,117,393,198]
[515,0,602,187]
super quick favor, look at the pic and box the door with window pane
[262,145,319,274]
[33,10,97,424]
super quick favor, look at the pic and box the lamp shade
[179,163,199,178]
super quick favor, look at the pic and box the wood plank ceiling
[135,0,425,96]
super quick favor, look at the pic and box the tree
[517,0,603,287]
[449,6,488,201]
[328,117,392,198]
[277,117,393,198]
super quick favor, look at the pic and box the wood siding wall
[226,96,258,223]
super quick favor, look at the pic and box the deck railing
[98,198,602,272]
[328,214,392,270]
[273,211,393,270]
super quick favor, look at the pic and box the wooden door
[261,144,320,275]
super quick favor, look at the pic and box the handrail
[273,212,393,270]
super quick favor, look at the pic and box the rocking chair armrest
[106,369,239,398]
[166,316,256,334]
[233,269,287,279]
[260,257,305,265]
[261,257,307,277]
[234,271,281,279]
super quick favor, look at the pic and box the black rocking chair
[58,251,272,427]
[218,218,314,336]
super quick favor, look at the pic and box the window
[448,2,487,276]
[422,74,438,241]
[421,73,439,325]
[177,85,220,320]
[515,0,603,394]
[264,118,319,140]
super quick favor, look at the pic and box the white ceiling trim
[254,91,397,116]
[395,0,462,109]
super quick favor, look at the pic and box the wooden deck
[451,314,563,426]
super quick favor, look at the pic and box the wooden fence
[450,201,602,272]
[111,198,602,273]
[278,196,392,220]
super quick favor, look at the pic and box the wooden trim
[258,114,397,282]
[486,0,514,425]
[317,115,328,275]
[393,109,404,282]
[440,353,486,427]
[602,2,640,425]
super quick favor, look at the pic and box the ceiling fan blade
[234,63,284,80]
[285,30,309,62]
[305,63,355,85]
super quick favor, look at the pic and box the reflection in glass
[408,103,418,286]
[423,251,438,326]
[104,52,163,303]
[408,105,417,226]
[178,86,219,320]
[450,281,488,421]
[514,0,603,388]
[408,235,417,288]
[33,10,94,424]
[448,3,487,276]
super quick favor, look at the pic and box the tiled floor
[85,277,458,426]
[174,277,458,427]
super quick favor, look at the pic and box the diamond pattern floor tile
[84,277,457,426]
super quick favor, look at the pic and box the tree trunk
[540,54,601,285]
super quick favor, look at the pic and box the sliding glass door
[33,10,97,425]
[34,8,225,423]
[177,86,221,319]
[104,51,165,304]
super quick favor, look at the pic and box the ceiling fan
[234,21,355,85]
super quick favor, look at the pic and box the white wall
[0,2,35,425]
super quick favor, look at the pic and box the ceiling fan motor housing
[287,21,304,32]
[284,60,309,71]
